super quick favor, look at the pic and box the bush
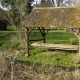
[11,41,20,49]
[0,41,11,50]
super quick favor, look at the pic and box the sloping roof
[23,7,80,28]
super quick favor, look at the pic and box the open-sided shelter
[23,7,80,56]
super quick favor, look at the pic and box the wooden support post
[38,28,49,43]
[77,29,80,55]
[79,32,80,54]
[43,34,46,43]
[42,28,46,43]
[74,29,80,54]
[25,27,29,57]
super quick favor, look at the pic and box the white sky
[0,1,8,10]
[0,3,8,10]
[33,0,41,5]
[0,0,41,10]
[0,0,77,10]
[34,0,41,2]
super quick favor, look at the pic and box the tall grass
[1,29,80,80]
[19,29,80,68]
[0,29,79,67]
[0,30,25,50]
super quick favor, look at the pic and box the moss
[68,8,80,28]
[24,7,80,28]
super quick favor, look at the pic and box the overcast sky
[33,0,41,5]
[0,0,78,10]
[0,1,8,10]
[0,0,41,10]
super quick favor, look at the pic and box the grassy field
[0,31,25,50]
[17,29,79,68]
[46,30,78,45]
[0,29,80,68]
[30,29,78,45]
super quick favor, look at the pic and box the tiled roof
[23,7,80,28]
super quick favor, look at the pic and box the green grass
[0,29,78,50]
[0,29,80,68]
[16,52,78,68]
[19,30,79,68]
[29,30,78,55]
[0,31,22,50]
[47,30,78,45]
[30,30,78,45]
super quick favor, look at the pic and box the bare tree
[40,0,66,7]
[1,0,33,30]
[40,0,80,7]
